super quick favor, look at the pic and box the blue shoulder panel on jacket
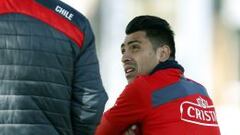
[152,78,209,107]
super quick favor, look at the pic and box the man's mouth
[124,65,137,82]
[124,66,136,75]
[125,67,134,73]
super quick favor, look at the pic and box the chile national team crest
[180,96,218,127]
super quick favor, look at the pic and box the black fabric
[150,60,184,75]
[36,0,83,26]
[0,13,73,135]
[0,2,108,134]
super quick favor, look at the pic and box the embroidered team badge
[180,96,218,127]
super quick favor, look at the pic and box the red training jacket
[96,61,220,135]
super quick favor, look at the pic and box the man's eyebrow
[121,40,141,48]
[127,40,141,45]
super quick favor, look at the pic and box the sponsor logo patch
[180,97,218,127]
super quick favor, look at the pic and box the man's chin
[126,75,136,84]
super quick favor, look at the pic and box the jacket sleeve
[95,79,150,135]
[71,19,108,135]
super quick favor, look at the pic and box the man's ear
[156,45,171,62]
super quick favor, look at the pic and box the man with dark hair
[0,0,108,135]
[95,15,220,135]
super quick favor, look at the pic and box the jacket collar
[150,60,184,75]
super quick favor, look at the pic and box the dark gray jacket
[0,0,108,135]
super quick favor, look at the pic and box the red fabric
[0,0,84,47]
[96,79,150,135]
[95,69,221,135]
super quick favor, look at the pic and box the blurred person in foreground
[95,15,220,135]
[0,0,108,135]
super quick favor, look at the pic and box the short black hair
[125,15,175,59]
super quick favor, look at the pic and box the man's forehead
[121,31,146,48]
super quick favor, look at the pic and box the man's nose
[121,51,132,64]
